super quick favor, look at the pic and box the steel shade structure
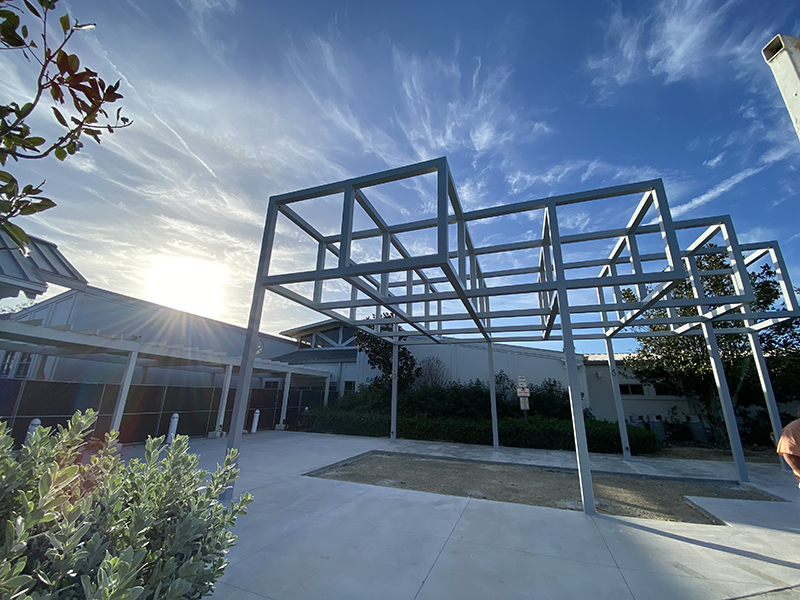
[228,157,799,513]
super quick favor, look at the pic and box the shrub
[0,410,252,600]
[333,375,572,422]
[302,409,659,455]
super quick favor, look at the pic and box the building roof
[13,286,294,345]
[280,318,341,338]
[0,231,87,299]
[272,348,358,364]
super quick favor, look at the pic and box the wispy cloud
[703,152,725,168]
[391,47,549,160]
[173,0,237,51]
[153,112,217,178]
[670,166,763,218]
[587,0,772,101]
[738,226,778,244]
[506,159,663,196]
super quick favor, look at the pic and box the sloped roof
[272,348,357,364]
[0,231,87,299]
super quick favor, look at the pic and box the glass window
[14,353,32,379]
[619,384,644,395]
[0,353,14,378]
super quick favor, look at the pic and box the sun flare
[145,255,227,319]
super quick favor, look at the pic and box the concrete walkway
[129,431,800,600]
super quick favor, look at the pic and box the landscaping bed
[312,451,784,524]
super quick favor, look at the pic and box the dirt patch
[657,443,780,463]
[312,452,784,524]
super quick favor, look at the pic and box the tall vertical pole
[746,332,788,469]
[214,364,234,433]
[323,375,331,408]
[547,201,596,515]
[487,341,500,450]
[390,341,398,443]
[111,350,138,433]
[605,339,632,461]
[685,254,748,482]
[228,200,280,460]
[701,323,749,482]
[278,372,292,428]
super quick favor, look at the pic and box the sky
[2,0,799,353]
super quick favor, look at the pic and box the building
[0,286,332,444]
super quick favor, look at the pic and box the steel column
[227,200,280,464]
[487,341,499,450]
[111,349,138,433]
[548,201,596,515]
[605,338,632,462]
[279,372,292,427]
[701,322,749,482]
[323,375,331,408]
[390,341,398,443]
[746,331,789,470]
[215,363,233,433]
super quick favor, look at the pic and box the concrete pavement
[125,431,800,600]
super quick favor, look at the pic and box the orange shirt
[778,418,800,457]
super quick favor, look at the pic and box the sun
[145,255,227,319]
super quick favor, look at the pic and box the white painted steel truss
[228,157,799,512]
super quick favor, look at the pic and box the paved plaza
[126,431,800,600]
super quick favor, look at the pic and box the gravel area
[313,451,785,524]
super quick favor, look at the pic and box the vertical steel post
[111,350,138,433]
[278,372,292,427]
[701,322,749,482]
[323,375,331,408]
[390,341,398,443]
[487,341,500,450]
[215,363,233,433]
[763,34,800,143]
[746,331,787,469]
[685,254,748,482]
[227,199,280,462]
[605,338,632,462]
[547,201,596,515]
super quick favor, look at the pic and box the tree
[353,315,419,394]
[622,248,799,443]
[412,356,450,389]
[0,0,130,252]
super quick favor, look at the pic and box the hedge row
[301,409,659,455]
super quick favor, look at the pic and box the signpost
[517,376,529,422]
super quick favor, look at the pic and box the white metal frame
[229,157,799,513]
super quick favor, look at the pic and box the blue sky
[2,0,799,352]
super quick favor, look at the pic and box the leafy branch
[0,0,131,252]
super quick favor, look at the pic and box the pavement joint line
[412,497,471,600]
[590,513,636,599]
[724,583,800,599]
[214,580,277,600]
[435,532,626,571]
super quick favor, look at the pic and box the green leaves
[1,0,132,254]
[59,13,69,34]
[1,221,30,253]
[0,410,252,599]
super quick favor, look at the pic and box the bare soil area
[656,443,781,463]
[313,452,784,524]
